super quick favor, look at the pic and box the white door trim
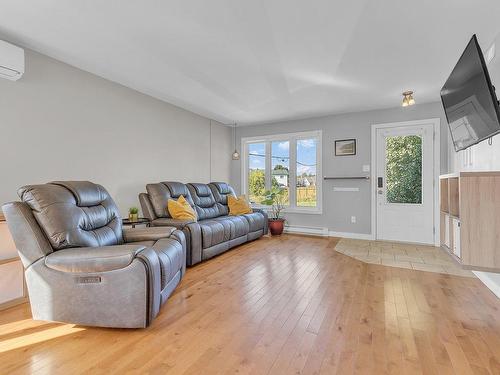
[370,118,441,246]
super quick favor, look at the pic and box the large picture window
[243,131,322,213]
[247,142,266,204]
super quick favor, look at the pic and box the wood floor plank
[0,235,498,375]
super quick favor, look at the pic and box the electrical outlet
[351,216,356,223]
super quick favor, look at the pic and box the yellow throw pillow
[167,195,197,221]
[228,195,253,215]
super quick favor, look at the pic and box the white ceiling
[1,1,500,125]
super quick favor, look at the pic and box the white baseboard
[283,225,373,240]
[328,231,374,240]
[284,225,329,236]
[473,271,500,299]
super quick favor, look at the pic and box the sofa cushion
[45,245,146,273]
[146,182,195,219]
[19,181,122,250]
[198,220,232,248]
[151,218,195,228]
[212,216,249,239]
[122,227,177,242]
[242,212,267,232]
[209,182,236,216]
[188,183,220,220]
[146,183,171,218]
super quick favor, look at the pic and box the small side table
[122,218,151,228]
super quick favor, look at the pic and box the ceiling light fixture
[232,123,240,160]
[402,90,415,107]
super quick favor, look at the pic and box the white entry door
[375,122,435,244]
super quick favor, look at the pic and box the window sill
[251,205,322,215]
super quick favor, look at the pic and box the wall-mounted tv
[441,34,500,151]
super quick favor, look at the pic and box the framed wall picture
[335,139,356,156]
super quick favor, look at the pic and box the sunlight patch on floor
[0,324,85,353]
[0,319,40,335]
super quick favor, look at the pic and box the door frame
[370,118,441,246]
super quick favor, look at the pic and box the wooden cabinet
[439,172,500,272]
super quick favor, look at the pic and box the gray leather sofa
[2,181,186,328]
[139,182,268,266]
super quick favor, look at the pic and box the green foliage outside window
[249,166,288,204]
[248,169,265,203]
[386,135,422,204]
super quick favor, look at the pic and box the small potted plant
[261,188,286,235]
[129,207,139,222]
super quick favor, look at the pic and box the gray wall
[0,49,232,216]
[231,102,448,234]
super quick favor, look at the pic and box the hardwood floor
[0,235,499,374]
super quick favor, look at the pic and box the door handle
[377,177,383,188]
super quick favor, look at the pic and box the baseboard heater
[284,225,329,236]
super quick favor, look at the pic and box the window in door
[385,135,423,204]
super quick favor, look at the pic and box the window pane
[296,139,317,207]
[248,143,266,204]
[385,135,422,204]
[271,141,289,205]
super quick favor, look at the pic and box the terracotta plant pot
[268,219,285,236]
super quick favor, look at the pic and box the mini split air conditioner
[0,40,24,81]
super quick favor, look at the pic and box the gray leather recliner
[139,182,268,266]
[2,181,186,328]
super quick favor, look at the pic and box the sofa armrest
[169,229,187,276]
[253,208,269,235]
[139,193,157,221]
[45,244,147,273]
[123,227,176,243]
[253,207,268,218]
[150,218,202,266]
[183,222,202,265]
[151,218,196,229]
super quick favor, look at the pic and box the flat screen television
[441,34,500,151]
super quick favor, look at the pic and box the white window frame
[241,130,322,214]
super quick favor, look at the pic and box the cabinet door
[444,214,450,248]
[452,219,461,258]
[440,213,447,245]
[460,174,500,270]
